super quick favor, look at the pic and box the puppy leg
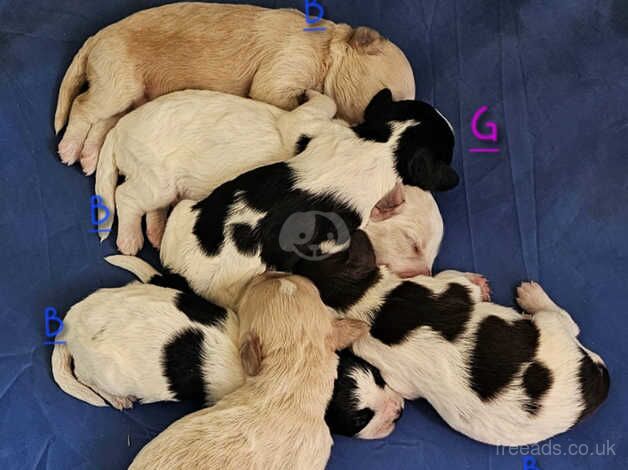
[59,46,144,170]
[97,390,135,410]
[146,208,168,249]
[516,282,579,337]
[434,270,491,302]
[80,115,121,176]
[297,90,337,119]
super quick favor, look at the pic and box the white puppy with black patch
[96,89,339,255]
[129,273,368,470]
[159,90,458,309]
[301,234,610,446]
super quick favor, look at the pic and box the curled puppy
[301,236,610,445]
[129,273,368,470]
[51,260,243,409]
[159,90,458,309]
[327,349,404,439]
[54,2,415,173]
[95,89,338,254]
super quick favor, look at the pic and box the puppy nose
[393,406,404,423]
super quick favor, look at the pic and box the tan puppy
[54,2,415,174]
[129,273,368,470]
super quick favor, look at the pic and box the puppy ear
[405,149,460,192]
[330,318,369,351]
[370,182,406,221]
[348,26,383,54]
[240,331,262,376]
[346,230,377,275]
[432,165,460,191]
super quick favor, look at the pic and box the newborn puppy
[54,2,415,174]
[129,273,368,470]
[327,349,404,439]
[51,259,243,409]
[302,238,610,445]
[159,90,458,309]
[95,89,338,254]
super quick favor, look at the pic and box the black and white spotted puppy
[160,89,459,309]
[300,232,610,446]
[52,255,402,439]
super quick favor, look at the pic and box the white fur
[344,271,607,446]
[95,89,339,254]
[51,279,243,410]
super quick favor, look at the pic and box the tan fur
[129,273,367,470]
[55,3,415,173]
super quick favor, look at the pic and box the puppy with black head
[159,89,459,310]
[301,231,610,446]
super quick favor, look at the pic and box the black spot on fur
[149,269,192,292]
[325,350,381,436]
[192,162,362,273]
[576,349,610,422]
[175,292,228,327]
[370,282,473,345]
[522,361,553,415]
[469,317,539,401]
[295,135,312,154]
[293,230,381,311]
[231,223,259,256]
[162,328,206,403]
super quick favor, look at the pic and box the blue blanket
[1,0,626,468]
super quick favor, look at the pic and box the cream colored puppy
[129,273,368,470]
[95,89,338,254]
[55,2,415,174]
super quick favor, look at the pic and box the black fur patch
[370,282,473,345]
[175,292,228,327]
[576,349,610,422]
[352,121,392,142]
[293,230,381,311]
[295,135,312,154]
[148,269,192,292]
[469,316,540,401]
[231,223,259,256]
[192,162,362,273]
[325,350,381,436]
[522,361,553,415]
[162,328,206,403]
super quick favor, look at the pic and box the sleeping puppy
[95,89,339,254]
[301,233,610,446]
[129,273,368,470]
[54,2,415,174]
[159,90,458,309]
[51,259,243,410]
[53,255,401,439]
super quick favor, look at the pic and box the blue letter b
[45,307,64,337]
[91,195,110,225]
[305,0,324,24]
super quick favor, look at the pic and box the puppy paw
[116,231,144,256]
[109,396,134,411]
[516,281,557,313]
[146,212,166,249]
[79,144,100,176]
[58,138,82,166]
[464,273,491,302]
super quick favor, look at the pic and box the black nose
[393,406,404,423]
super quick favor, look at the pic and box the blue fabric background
[1,0,626,468]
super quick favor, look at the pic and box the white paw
[146,218,166,249]
[464,273,491,302]
[109,396,134,410]
[58,138,82,165]
[516,281,556,313]
[117,230,144,255]
[80,144,99,176]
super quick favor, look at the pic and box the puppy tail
[105,255,159,283]
[95,133,118,240]
[51,343,108,407]
[54,35,97,134]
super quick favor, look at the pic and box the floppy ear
[348,26,383,55]
[432,164,460,191]
[363,88,393,122]
[370,182,406,221]
[346,230,377,275]
[406,149,460,192]
[330,318,370,351]
[240,331,262,376]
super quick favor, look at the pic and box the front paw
[464,273,491,302]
